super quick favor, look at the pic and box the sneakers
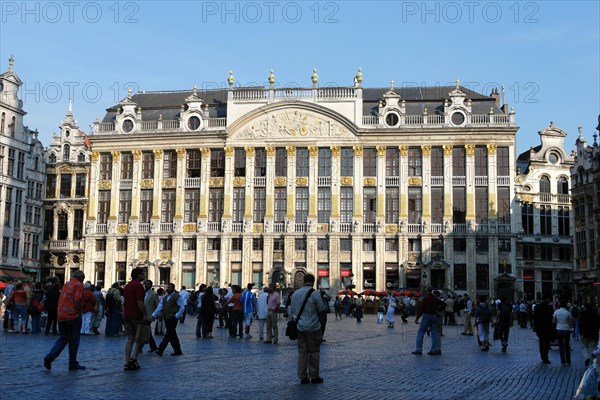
[43,356,52,370]
[243,334,252,339]
[68,364,86,371]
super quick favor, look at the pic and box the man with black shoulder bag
[290,274,327,385]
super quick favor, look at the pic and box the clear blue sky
[2,1,598,155]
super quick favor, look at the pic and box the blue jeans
[415,313,439,353]
[12,304,27,328]
[46,316,82,367]
[556,330,571,364]
[31,314,41,334]
[196,314,203,337]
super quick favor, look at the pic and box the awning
[0,269,29,279]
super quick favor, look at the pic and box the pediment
[228,103,357,142]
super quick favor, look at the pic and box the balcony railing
[497,176,510,186]
[540,193,552,203]
[318,176,331,186]
[431,223,444,233]
[363,223,376,233]
[474,222,489,233]
[207,222,221,232]
[47,240,82,251]
[453,223,467,233]
[408,224,421,233]
[557,194,570,204]
[431,176,444,186]
[453,176,466,186]
[254,177,266,186]
[274,222,285,233]
[295,223,307,232]
[120,179,132,189]
[340,223,352,233]
[94,118,226,134]
[185,177,201,188]
[386,176,400,186]
[363,115,379,126]
[475,176,488,186]
[160,223,173,232]
[96,224,107,233]
[497,224,511,233]
[139,223,150,233]
[232,223,243,232]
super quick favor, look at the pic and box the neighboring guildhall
[123,267,148,370]
[43,270,86,371]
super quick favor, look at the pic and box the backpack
[571,306,580,319]
[105,292,115,308]
[477,304,492,324]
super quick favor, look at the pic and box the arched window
[557,177,569,194]
[63,144,70,161]
[0,112,5,134]
[10,116,15,136]
[49,153,57,163]
[78,152,85,162]
[539,176,551,193]
[34,157,39,171]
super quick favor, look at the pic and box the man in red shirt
[123,267,148,371]
[412,285,447,356]
[43,270,86,370]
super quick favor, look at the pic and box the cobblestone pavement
[0,313,587,400]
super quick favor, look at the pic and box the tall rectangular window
[558,207,570,236]
[209,189,224,222]
[254,187,266,222]
[97,190,110,223]
[140,190,152,223]
[232,188,245,222]
[453,187,466,223]
[3,187,11,226]
[210,149,225,177]
[363,148,377,177]
[118,190,132,223]
[187,149,201,178]
[408,147,422,176]
[34,207,41,225]
[363,187,376,223]
[340,187,353,223]
[46,174,56,198]
[476,264,489,290]
[255,148,266,177]
[454,264,467,290]
[540,205,552,235]
[497,187,510,224]
[475,187,488,223]
[75,173,86,197]
[296,148,309,177]
[431,187,444,224]
[17,152,24,179]
[234,148,246,177]
[452,147,466,176]
[318,187,331,223]
[521,203,534,234]
[497,146,510,176]
[161,190,176,223]
[13,190,22,228]
[73,209,84,240]
[296,187,308,223]
[275,148,287,176]
[318,148,331,176]
[184,190,200,223]
[341,147,354,176]
[162,150,176,179]
[100,153,112,180]
[43,210,53,240]
[385,187,399,224]
[386,148,399,176]
[474,146,488,176]
[274,188,286,222]
[408,187,422,223]
[7,149,14,177]
[142,152,154,179]
[430,147,444,177]
[121,152,133,179]
[60,173,72,198]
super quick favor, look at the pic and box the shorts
[124,319,142,336]
[244,313,253,326]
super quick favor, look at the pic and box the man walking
[412,285,446,356]
[241,283,256,339]
[43,270,86,371]
[178,286,189,323]
[143,280,159,353]
[265,283,280,344]
[578,303,600,366]
[256,286,268,341]
[152,283,185,356]
[44,277,60,336]
[533,296,554,364]
[461,294,474,336]
[291,274,327,384]
[123,267,148,370]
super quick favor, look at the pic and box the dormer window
[385,112,399,127]
[65,129,70,138]
[451,111,465,126]
[548,152,559,164]
[63,144,70,161]
[78,152,85,162]
[122,119,134,133]
[188,116,201,131]
[49,153,57,163]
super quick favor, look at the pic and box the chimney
[490,88,499,106]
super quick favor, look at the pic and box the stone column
[174,149,187,223]
[108,151,121,221]
[198,148,210,219]
[465,144,476,222]
[222,147,234,220]
[308,146,318,226]
[130,150,142,222]
[376,146,386,291]
[87,151,100,221]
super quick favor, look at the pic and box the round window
[385,112,399,127]
[188,116,201,130]
[451,112,465,125]
[122,119,134,133]
[548,153,559,164]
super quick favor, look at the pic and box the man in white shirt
[256,287,269,341]
[178,286,190,323]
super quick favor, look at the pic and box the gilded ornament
[132,150,142,161]
[200,148,210,157]
[376,146,386,156]
[442,145,453,155]
[421,145,431,155]
[408,177,422,186]
[311,68,319,86]
[210,177,224,186]
[340,177,353,186]
[353,146,363,156]
[355,67,363,85]
[153,149,163,159]
[227,70,235,88]
[137,252,148,261]
[253,224,264,233]
[296,177,308,186]
[183,224,197,233]
[90,151,100,161]
[274,177,286,186]
[318,224,329,233]
[330,146,341,156]
[465,144,475,155]
[224,147,234,157]
[160,251,171,261]
[98,180,111,190]
[140,179,153,189]
[364,177,376,186]
[117,224,128,234]
[399,146,408,156]
[520,194,534,203]
[176,148,187,159]
[385,225,399,234]
[162,178,176,188]
[286,146,296,156]
[308,146,318,156]
[111,151,121,162]
[266,146,276,157]
[487,144,497,155]
[244,147,255,157]
[268,69,275,86]
[233,177,246,186]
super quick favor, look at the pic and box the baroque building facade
[515,123,574,301]
[0,56,45,280]
[571,119,600,303]
[40,100,90,284]
[82,70,519,297]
